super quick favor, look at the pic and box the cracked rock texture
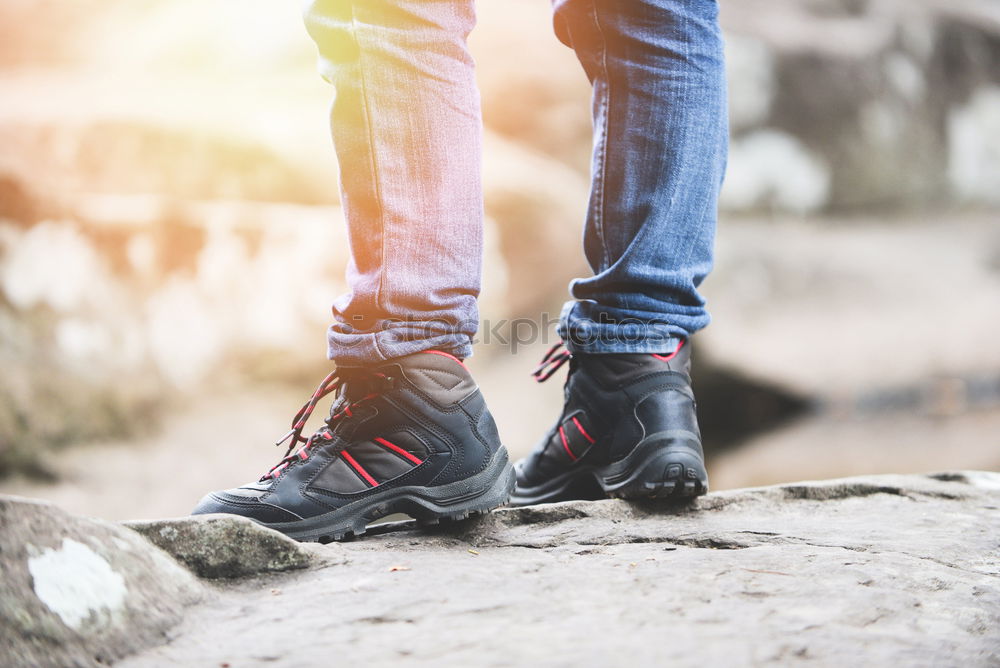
[119,472,1000,668]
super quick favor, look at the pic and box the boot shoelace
[263,370,390,480]
[532,341,571,382]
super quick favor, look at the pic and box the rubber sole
[510,430,708,506]
[261,448,516,543]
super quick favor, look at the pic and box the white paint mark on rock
[28,538,128,630]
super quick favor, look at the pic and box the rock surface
[111,472,1000,667]
[126,514,315,579]
[0,496,204,668]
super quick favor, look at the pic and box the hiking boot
[510,340,708,506]
[192,350,515,541]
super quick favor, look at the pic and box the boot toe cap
[191,489,303,524]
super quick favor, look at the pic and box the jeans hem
[326,325,473,366]
[557,300,694,355]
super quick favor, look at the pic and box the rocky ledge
[3,472,999,667]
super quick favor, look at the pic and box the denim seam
[678,11,699,274]
[680,19,723,280]
[350,3,389,362]
[678,10,708,275]
[592,0,611,273]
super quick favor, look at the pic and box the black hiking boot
[193,350,515,541]
[510,340,708,506]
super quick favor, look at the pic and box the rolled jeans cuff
[326,321,474,366]
[557,300,690,355]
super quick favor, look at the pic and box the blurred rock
[699,213,1000,487]
[0,0,105,68]
[476,0,1000,213]
[0,174,41,226]
[703,215,1000,396]
[482,131,591,316]
[709,405,1000,490]
[0,121,336,205]
[0,199,165,480]
[0,187,349,479]
[121,472,1000,667]
[949,85,1000,205]
[720,0,1000,212]
[721,129,831,214]
[4,0,996,217]
[125,514,315,579]
[691,351,813,451]
[0,495,204,668]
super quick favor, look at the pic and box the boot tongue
[392,350,477,404]
[327,368,381,417]
[314,369,384,439]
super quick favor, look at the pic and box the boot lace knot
[263,368,393,480]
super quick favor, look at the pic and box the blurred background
[1,0,998,521]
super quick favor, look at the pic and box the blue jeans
[303,0,727,363]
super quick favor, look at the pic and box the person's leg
[511,0,727,505]
[553,0,728,353]
[303,0,484,364]
[194,0,516,538]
